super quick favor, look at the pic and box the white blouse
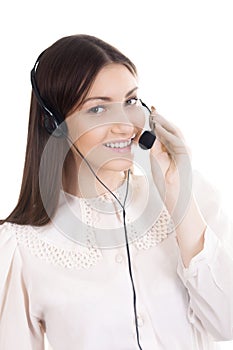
[0,171,233,350]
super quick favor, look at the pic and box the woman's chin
[102,157,133,173]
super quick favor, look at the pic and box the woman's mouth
[104,138,134,153]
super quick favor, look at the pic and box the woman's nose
[110,120,135,135]
[109,105,136,134]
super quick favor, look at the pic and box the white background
[0,0,232,348]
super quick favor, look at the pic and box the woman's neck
[62,152,127,198]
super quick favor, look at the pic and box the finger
[151,139,169,155]
[150,112,184,140]
[155,123,187,155]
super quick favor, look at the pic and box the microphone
[138,102,156,150]
[138,130,156,150]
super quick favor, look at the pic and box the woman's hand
[149,107,192,224]
[150,108,206,267]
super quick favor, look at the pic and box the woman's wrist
[175,195,207,268]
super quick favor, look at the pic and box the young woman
[0,34,232,350]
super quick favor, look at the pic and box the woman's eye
[126,97,138,106]
[88,106,105,114]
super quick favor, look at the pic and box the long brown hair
[0,34,137,226]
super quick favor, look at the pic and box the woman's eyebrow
[82,87,138,105]
[125,86,138,98]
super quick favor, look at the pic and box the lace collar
[13,175,174,269]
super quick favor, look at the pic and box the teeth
[105,140,132,148]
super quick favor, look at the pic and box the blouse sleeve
[0,223,45,350]
[177,170,233,341]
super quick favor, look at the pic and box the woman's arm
[149,109,233,340]
[0,223,45,350]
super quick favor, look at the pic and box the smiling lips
[104,138,135,152]
[105,139,132,148]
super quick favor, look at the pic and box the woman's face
[66,63,146,174]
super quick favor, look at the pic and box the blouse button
[115,254,124,263]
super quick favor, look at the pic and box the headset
[30,52,67,138]
[30,51,157,349]
[31,53,156,148]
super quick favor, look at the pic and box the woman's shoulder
[0,221,59,264]
[0,222,43,262]
[0,221,28,245]
[0,222,29,287]
[0,221,103,270]
[0,221,43,244]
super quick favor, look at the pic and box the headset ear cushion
[43,114,67,138]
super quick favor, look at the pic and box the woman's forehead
[85,63,138,101]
